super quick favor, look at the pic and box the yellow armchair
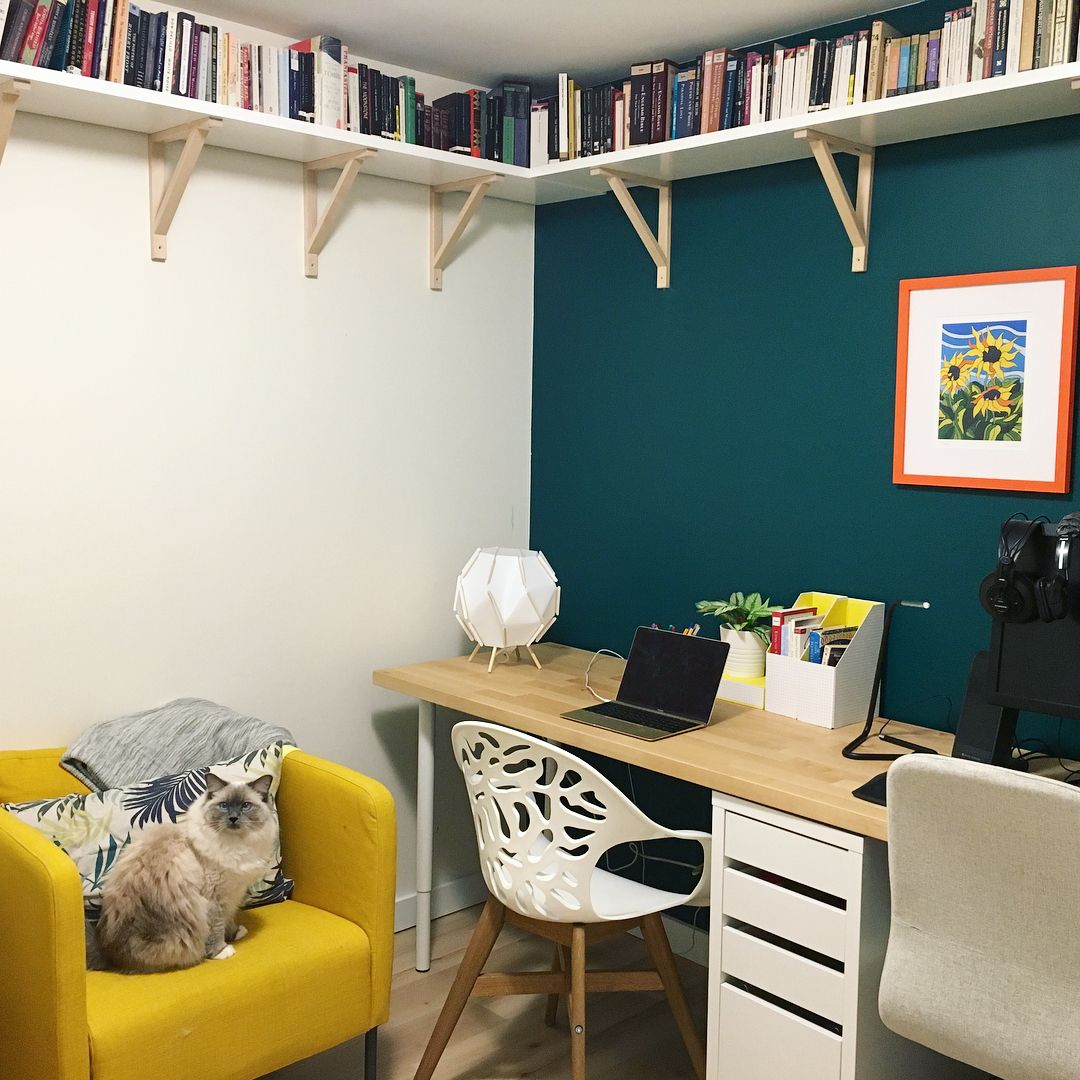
[0,748,396,1080]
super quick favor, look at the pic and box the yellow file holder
[764,592,884,729]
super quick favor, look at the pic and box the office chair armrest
[0,810,90,1080]
[276,751,397,1026]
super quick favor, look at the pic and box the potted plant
[694,592,778,679]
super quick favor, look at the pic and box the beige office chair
[880,754,1080,1080]
[413,721,710,1080]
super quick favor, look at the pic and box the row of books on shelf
[537,0,1080,161]
[2,0,1078,167]
[0,2,534,165]
[770,605,857,665]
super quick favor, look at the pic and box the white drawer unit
[707,793,981,1080]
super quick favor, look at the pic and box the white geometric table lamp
[453,547,561,672]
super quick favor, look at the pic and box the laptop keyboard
[590,700,698,734]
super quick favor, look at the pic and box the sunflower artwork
[937,320,1026,441]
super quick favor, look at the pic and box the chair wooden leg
[413,899,506,1080]
[569,924,587,1080]
[544,942,563,1026]
[640,913,706,1080]
[364,1027,378,1078]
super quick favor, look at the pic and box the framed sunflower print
[893,266,1080,493]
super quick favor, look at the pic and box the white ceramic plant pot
[719,627,768,679]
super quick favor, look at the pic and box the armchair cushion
[85,900,373,1080]
[2,742,295,913]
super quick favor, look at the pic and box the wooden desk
[374,642,973,1080]
[373,642,954,965]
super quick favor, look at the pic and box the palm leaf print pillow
[2,742,295,913]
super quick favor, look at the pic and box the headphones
[979,513,1078,624]
[1035,512,1080,622]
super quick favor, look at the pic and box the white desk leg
[416,699,435,972]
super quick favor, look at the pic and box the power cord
[585,648,624,703]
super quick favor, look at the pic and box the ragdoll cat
[89,772,277,973]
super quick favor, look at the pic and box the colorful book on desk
[808,624,858,664]
[770,606,816,653]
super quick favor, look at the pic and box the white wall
[0,110,534,920]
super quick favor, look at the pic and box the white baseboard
[396,875,709,967]
[394,872,488,932]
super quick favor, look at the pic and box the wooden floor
[266,904,708,1080]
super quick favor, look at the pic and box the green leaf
[987,424,1001,441]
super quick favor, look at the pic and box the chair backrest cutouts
[453,721,690,921]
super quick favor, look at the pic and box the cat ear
[248,774,273,801]
[204,773,228,797]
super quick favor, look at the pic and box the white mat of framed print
[894,267,1079,493]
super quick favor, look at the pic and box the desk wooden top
[373,643,956,843]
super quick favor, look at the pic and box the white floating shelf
[531,60,1080,203]
[5,57,1080,208]
[0,58,538,202]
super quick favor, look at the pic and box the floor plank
[265,904,707,1080]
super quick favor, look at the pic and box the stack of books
[0,2,534,165]
[536,1,1080,162]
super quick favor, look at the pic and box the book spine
[96,0,113,75]
[151,11,165,91]
[994,0,1010,73]
[1,0,33,63]
[649,63,664,142]
[1052,0,1068,61]
[239,42,250,109]
[1007,0,1025,70]
[50,0,76,68]
[770,613,783,655]
[185,20,198,97]
[37,0,63,67]
[89,0,105,76]
[19,0,50,64]
[926,29,941,87]
[77,0,95,75]
[209,24,217,102]
[557,72,568,158]
[1032,0,1047,63]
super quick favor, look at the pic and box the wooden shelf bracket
[429,174,499,290]
[148,116,221,262]
[303,147,378,278]
[795,128,874,273]
[0,78,29,168]
[591,167,672,289]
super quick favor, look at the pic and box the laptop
[562,626,730,741]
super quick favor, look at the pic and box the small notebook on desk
[562,626,729,741]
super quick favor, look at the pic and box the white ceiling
[210,1,913,88]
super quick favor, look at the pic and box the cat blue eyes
[241,802,252,811]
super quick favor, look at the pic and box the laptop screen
[616,627,730,721]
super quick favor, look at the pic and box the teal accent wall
[531,115,1080,755]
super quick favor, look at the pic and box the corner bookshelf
[4,55,1080,282]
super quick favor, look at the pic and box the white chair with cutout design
[413,721,711,1080]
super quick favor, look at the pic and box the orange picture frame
[893,266,1080,493]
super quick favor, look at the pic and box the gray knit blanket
[61,697,295,791]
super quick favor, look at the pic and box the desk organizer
[764,592,884,730]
